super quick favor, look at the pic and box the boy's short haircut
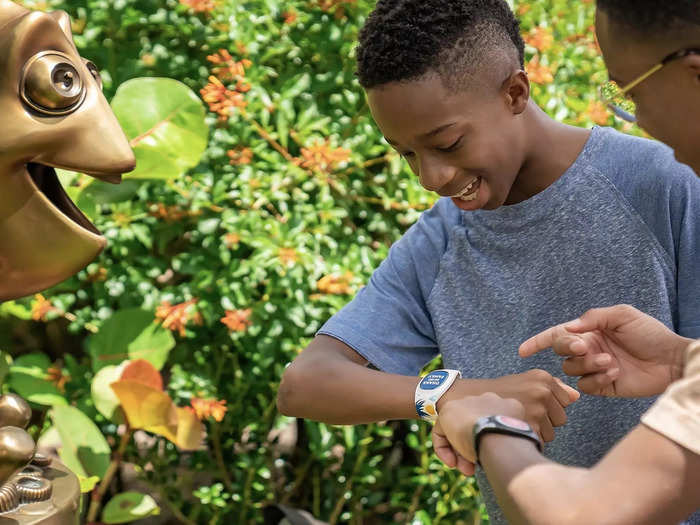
[355,0,525,91]
[597,0,700,35]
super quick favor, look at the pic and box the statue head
[0,0,135,301]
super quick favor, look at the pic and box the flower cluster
[220,308,253,332]
[190,397,228,422]
[155,299,202,337]
[200,76,248,120]
[316,272,354,295]
[179,0,216,13]
[294,139,350,173]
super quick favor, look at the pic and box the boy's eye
[436,137,463,153]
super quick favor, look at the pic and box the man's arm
[437,394,700,525]
[480,425,700,525]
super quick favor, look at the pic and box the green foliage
[102,492,161,523]
[1,0,643,523]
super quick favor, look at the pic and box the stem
[86,426,133,523]
[211,421,234,492]
[280,455,313,505]
[237,466,256,523]
[328,439,369,525]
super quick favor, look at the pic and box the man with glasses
[433,2,700,524]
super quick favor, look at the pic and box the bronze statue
[0,0,135,521]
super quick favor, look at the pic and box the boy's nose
[418,158,456,194]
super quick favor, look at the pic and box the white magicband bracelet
[414,369,462,422]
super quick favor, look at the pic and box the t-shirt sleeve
[641,339,700,456]
[317,198,459,376]
[599,130,700,338]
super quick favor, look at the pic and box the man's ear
[49,10,73,40]
[502,70,530,115]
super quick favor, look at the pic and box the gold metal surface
[0,395,32,430]
[0,2,136,522]
[0,0,135,301]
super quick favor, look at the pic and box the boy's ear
[502,70,530,115]
[48,10,73,40]
[682,53,700,85]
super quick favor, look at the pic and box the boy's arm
[278,335,578,438]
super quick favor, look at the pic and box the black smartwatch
[472,415,542,465]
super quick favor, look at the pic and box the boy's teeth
[460,190,478,201]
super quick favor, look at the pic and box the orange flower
[155,299,199,337]
[294,139,350,173]
[221,308,252,332]
[200,76,247,119]
[47,365,70,392]
[317,272,354,295]
[148,203,189,223]
[207,49,253,85]
[223,232,241,247]
[526,56,554,84]
[524,26,553,52]
[86,266,108,283]
[283,10,298,24]
[586,100,610,126]
[190,397,227,422]
[517,4,531,15]
[227,147,254,165]
[31,294,58,322]
[179,0,216,13]
[277,247,299,266]
[314,0,356,16]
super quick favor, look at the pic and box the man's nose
[418,156,455,194]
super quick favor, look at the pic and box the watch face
[495,415,531,431]
[419,370,449,390]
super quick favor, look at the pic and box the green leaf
[8,353,66,407]
[49,405,111,479]
[111,77,208,180]
[79,475,100,493]
[86,309,175,372]
[91,363,128,421]
[0,301,33,321]
[102,492,160,523]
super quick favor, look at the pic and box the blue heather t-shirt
[318,127,700,524]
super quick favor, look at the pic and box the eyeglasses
[599,48,700,123]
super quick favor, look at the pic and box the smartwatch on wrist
[414,369,461,422]
[472,415,542,465]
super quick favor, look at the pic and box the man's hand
[433,393,527,470]
[519,305,692,397]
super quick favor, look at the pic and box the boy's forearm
[278,336,492,424]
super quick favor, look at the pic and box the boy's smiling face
[367,73,529,211]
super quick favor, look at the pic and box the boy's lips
[451,176,481,201]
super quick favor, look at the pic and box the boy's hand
[433,393,526,470]
[437,370,578,444]
[485,371,579,442]
[519,305,691,397]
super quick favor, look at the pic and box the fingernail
[594,354,611,366]
[607,367,620,377]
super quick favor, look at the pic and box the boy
[277,0,700,522]
[431,2,700,524]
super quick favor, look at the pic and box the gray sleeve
[318,198,459,376]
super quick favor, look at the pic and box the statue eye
[84,60,103,90]
[20,51,86,115]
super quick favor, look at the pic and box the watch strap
[473,415,542,465]
[414,369,461,422]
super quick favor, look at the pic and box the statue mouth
[25,162,101,236]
